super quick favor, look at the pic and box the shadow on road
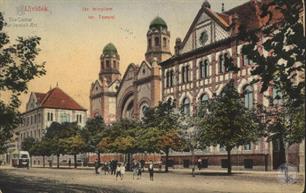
[0,170,140,193]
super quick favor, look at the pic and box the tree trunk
[57,154,60,168]
[74,154,77,168]
[43,156,45,168]
[97,151,101,164]
[165,149,169,173]
[227,149,232,174]
[191,148,195,177]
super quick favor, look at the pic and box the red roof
[35,87,86,111]
[33,92,46,103]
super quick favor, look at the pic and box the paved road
[0,167,304,193]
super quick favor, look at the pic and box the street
[0,167,304,193]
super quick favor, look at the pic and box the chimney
[175,37,182,56]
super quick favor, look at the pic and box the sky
[0,0,249,113]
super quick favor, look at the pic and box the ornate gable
[91,80,102,96]
[180,7,231,54]
[137,61,152,80]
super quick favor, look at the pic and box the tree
[21,137,36,153]
[141,99,183,172]
[44,122,79,168]
[81,116,106,164]
[61,134,86,168]
[0,12,46,153]
[198,80,262,174]
[30,139,52,168]
[240,0,305,105]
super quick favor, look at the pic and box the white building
[15,86,87,150]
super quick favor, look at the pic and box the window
[76,114,82,124]
[200,59,209,78]
[47,112,54,121]
[166,70,174,88]
[272,88,282,105]
[38,113,40,123]
[30,116,33,125]
[244,143,252,150]
[163,37,167,47]
[166,71,170,88]
[243,54,253,65]
[181,65,189,83]
[113,61,116,68]
[34,115,37,123]
[219,53,230,73]
[60,113,70,123]
[106,60,110,68]
[154,37,160,46]
[148,38,152,48]
[182,97,191,115]
[244,85,253,109]
[170,70,174,87]
[200,94,209,104]
[219,144,226,152]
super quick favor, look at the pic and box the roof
[103,43,118,55]
[33,92,46,103]
[37,87,86,111]
[149,16,167,29]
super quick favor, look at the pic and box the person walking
[148,161,154,181]
[68,158,71,168]
[115,163,121,180]
[120,163,126,180]
[132,160,138,180]
[94,159,100,174]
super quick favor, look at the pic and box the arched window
[163,37,167,47]
[148,38,152,48]
[200,94,209,103]
[272,88,282,105]
[170,70,174,87]
[182,97,191,115]
[154,37,160,46]
[244,85,253,109]
[219,54,225,73]
[182,65,189,83]
[166,71,170,87]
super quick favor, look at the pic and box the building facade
[159,0,303,170]
[89,17,171,124]
[15,87,87,150]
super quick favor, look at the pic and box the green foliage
[141,99,183,172]
[81,116,106,153]
[240,0,305,105]
[0,12,46,153]
[265,101,305,146]
[97,119,140,153]
[197,80,262,174]
[21,137,36,155]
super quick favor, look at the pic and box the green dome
[103,43,117,55]
[149,16,167,29]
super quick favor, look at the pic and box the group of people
[94,159,155,181]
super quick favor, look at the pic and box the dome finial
[202,0,211,9]
[103,43,118,55]
[149,16,167,30]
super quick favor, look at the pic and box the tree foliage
[240,0,305,105]
[197,80,263,174]
[0,12,46,153]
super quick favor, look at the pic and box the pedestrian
[68,158,71,168]
[132,160,138,180]
[120,163,125,180]
[116,163,121,180]
[94,159,100,174]
[197,158,202,170]
[137,162,142,179]
[148,161,154,181]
